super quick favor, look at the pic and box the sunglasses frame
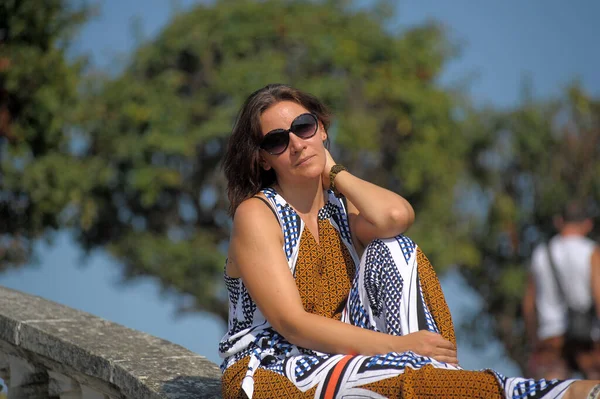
[259,113,319,155]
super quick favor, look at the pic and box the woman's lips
[296,155,315,166]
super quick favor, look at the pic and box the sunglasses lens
[291,114,317,138]
[260,130,289,155]
[260,114,318,155]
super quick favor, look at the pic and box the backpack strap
[545,242,568,306]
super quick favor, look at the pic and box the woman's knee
[362,234,418,269]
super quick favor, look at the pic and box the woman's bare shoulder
[228,196,284,277]
[232,196,281,240]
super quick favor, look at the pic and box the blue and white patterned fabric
[218,188,575,399]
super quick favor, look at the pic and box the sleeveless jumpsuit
[219,188,574,398]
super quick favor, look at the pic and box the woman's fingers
[427,332,455,349]
[402,331,458,365]
[421,332,458,363]
[433,348,458,363]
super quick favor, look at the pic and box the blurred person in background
[524,200,600,380]
[220,84,600,399]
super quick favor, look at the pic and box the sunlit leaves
[0,0,90,268]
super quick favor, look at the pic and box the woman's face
[259,100,327,184]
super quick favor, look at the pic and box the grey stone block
[0,286,222,398]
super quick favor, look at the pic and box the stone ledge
[0,286,222,398]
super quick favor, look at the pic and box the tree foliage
[0,0,89,268]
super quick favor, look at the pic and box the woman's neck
[274,178,325,216]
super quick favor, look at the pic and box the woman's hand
[321,148,337,190]
[397,331,458,365]
[318,147,414,250]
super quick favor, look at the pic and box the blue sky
[74,0,600,107]
[3,0,600,377]
[398,0,600,107]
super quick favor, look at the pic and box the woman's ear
[259,155,272,171]
[320,123,328,142]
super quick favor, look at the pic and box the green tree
[0,0,89,269]
[459,85,600,371]
[72,0,469,321]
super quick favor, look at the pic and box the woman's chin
[291,167,323,182]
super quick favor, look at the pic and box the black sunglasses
[259,113,319,155]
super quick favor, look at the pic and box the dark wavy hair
[223,84,331,216]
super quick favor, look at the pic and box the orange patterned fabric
[361,364,504,398]
[417,248,456,347]
[223,356,505,399]
[294,219,356,321]
[222,356,317,399]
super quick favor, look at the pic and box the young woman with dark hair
[224,84,332,216]
[219,83,599,399]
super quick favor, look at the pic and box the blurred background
[1,0,599,389]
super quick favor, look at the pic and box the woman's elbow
[389,203,415,232]
[270,310,307,343]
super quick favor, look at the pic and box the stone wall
[0,286,222,398]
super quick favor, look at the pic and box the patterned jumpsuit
[219,188,574,398]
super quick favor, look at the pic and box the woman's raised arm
[321,150,415,249]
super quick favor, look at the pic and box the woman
[219,83,599,399]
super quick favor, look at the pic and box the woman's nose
[288,132,306,153]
